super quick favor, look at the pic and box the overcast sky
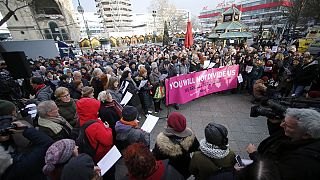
[72,0,223,16]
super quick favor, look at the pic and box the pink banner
[165,65,239,105]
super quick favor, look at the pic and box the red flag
[184,21,193,48]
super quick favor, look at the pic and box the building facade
[75,12,103,38]
[199,0,292,33]
[0,0,80,41]
[95,0,133,34]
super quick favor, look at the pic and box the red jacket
[76,98,113,162]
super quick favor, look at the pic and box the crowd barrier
[165,65,239,105]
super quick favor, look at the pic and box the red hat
[167,112,186,132]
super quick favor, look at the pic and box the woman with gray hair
[37,100,72,141]
[246,108,320,180]
[89,68,104,98]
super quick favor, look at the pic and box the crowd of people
[0,40,320,180]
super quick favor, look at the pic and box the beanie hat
[167,112,187,132]
[61,154,94,180]
[81,86,94,97]
[122,106,138,121]
[0,100,15,116]
[43,139,76,175]
[205,123,228,148]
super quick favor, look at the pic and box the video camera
[250,98,320,119]
[0,123,17,136]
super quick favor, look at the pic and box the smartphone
[235,155,245,167]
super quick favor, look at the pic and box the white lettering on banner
[169,69,236,90]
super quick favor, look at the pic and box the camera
[0,123,17,136]
[250,98,320,119]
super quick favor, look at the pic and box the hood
[115,121,132,133]
[40,85,53,94]
[255,79,265,84]
[76,98,100,126]
[155,132,196,157]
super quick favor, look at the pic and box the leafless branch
[0,0,10,11]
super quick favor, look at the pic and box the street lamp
[152,10,157,43]
[77,0,93,53]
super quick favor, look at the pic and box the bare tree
[149,0,187,35]
[0,0,34,27]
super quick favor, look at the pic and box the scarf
[103,100,123,117]
[119,118,138,128]
[199,139,230,159]
[34,84,45,93]
[38,116,72,134]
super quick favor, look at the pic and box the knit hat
[122,106,138,121]
[81,86,94,97]
[61,154,95,180]
[205,123,228,148]
[43,139,76,175]
[165,112,192,138]
[0,100,15,116]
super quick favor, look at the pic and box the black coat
[99,101,121,143]
[294,60,319,86]
[153,132,200,179]
[90,78,104,98]
[2,128,53,180]
[250,126,320,180]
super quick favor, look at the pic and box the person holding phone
[189,122,236,180]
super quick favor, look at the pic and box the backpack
[76,120,100,157]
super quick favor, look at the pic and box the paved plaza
[149,92,269,159]
[116,92,269,179]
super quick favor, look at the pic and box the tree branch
[0,0,10,11]
[14,3,29,12]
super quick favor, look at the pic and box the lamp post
[152,10,157,43]
[77,0,93,53]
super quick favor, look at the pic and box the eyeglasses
[60,94,70,98]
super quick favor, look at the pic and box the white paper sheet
[203,60,210,69]
[141,115,159,133]
[237,74,243,83]
[272,46,278,52]
[120,92,133,106]
[121,81,129,94]
[138,80,148,90]
[264,66,272,71]
[97,146,122,176]
[242,159,253,166]
[245,65,253,73]
[208,62,216,69]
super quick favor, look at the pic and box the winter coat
[56,99,77,126]
[99,101,122,143]
[76,98,113,162]
[115,121,150,152]
[294,60,319,86]
[249,65,264,80]
[135,76,152,112]
[152,132,200,178]
[189,151,236,180]
[250,129,320,180]
[253,79,267,99]
[1,128,53,180]
[37,116,72,141]
[35,85,53,104]
[109,89,122,103]
[119,79,140,106]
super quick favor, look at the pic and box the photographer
[0,100,53,180]
[246,108,320,180]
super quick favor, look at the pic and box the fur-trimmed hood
[155,131,196,157]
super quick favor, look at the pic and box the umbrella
[184,20,193,48]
